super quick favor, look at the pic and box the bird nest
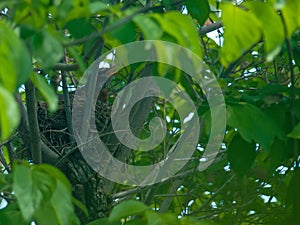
[37,90,114,222]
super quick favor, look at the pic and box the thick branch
[16,94,60,165]
[25,81,42,164]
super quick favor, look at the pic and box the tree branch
[52,63,79,71]
[279,11,298,156]
[25,80,42,164]
[61,71,75,144]
[16,95,60,165]
[198,21,223,36]
[52,21,223,72]
[193,174,235,214]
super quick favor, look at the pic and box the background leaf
[227,102,285,151]
[13,162,55,221]
[30,73,58,112]
[0,21,31,92]
[221,4,261,66]
[108,200,149,222]
[0,86,20,141]
[31,30,63,68]
[228,134,256,177]
[287,123,300,139]
[185,0,210,26]
[246,2,284,61]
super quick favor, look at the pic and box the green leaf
[134,15,163,40]
[87,218,111,225]
[33,164,79,225]
[0,173,8,191]
[221,4,262,66]
[145,210,163,225]
[268,139,286,173]
[13,162,56,221]
[0,21,31,92]
[287,123,300,138]
[281,0,300,38]
[0,86,20,141]
[66,18,95,39]
[0,209,27,225]
[228,134,256,178]
[30,73,58,112]
[54,0,73,25]
[89,1,109,14]
[227,102,285,151]
[108,200,149,222]
[34,204,60,225]
[263,102,288,132]
[13,162,78,224]
[150,12,202,76]
[31,30,63,68]
[125,218,147,225]
[180,216,219,225]
[185,0,210,26]
[0,1,18,10]
[72,197,89,217]
[153,12,202,56]
[146,211,179,225]
[13,2,47,29]
[246,2,284,61]
[50,181,78,225]
[162,0,177,10]
[104,20,137,46]
[34,164,71,192]
[64,0,90,22]
[286,168,300,213]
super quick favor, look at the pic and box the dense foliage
[0,0,300,224]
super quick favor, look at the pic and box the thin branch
[52,63,79,71]
[279,11,298,156]
[62,48,75,145]
[6,142,15,169]
[221,41,261,78]
[193,174,236,214]
[65,6,160,47]
[0,133,16,148]
[158,179,183,213]
[0,147,11,172]
[112,169,195,199]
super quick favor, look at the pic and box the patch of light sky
[99,51,115,69]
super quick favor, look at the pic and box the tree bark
[24,81,42,164]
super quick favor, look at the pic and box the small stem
[0,147,11,172]
[6,142,15,170]
[62,71,75,144]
